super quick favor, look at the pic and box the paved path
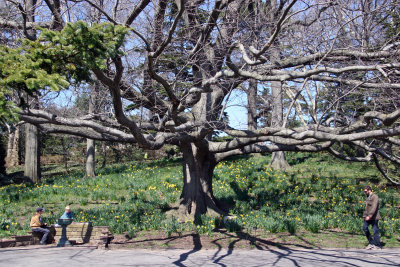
[1,246,400,266]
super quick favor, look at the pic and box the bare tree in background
[21,0,42,182]
[5,124,20,167]
[86,83,98,177]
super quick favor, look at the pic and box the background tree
[86,84,97,177]
[0,130,6,175]
[5,124,21,167]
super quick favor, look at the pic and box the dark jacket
[363,192,381,220]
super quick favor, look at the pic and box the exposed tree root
[166,197,229,222]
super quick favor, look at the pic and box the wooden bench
[11,235,35,246]
[99,229,114,249]
[27,231,42,245]
[28,226,56,244]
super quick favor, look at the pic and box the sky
[48,88,249,131]
[224,90,248,130]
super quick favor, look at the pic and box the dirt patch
[107,229,357,250]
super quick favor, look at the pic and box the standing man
[30,207,50,245]
[363,186,381,250]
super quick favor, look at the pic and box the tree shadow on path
[172,233,202,267]
[169,230,400,267]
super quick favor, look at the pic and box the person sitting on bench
[30,207,49,245]
[60,205,74,220]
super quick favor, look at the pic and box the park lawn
[1,152,400,249]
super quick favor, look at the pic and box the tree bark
[61,137,69,174]
[270,150,291,170]
[86,139,95,177]
[0,135,6,175]
[86,87,97,177]
[6,130,14,168]
[22,0,41,183]
[248,79,263,158]
[248,79,258,131]
[269,45,290,170]
[168,142,227,221]
[101,141,107,168]
[6,126,20,167]
[24,123,41,183]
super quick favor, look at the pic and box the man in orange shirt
[30,207,50,245]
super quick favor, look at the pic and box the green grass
[1,152,400,248]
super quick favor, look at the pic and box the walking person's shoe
[365,244,374,249]
[370,245,382,250]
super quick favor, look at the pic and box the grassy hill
[1,152,399,248]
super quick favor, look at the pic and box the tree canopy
[1,0,400,217]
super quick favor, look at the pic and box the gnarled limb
[373,154,400,185]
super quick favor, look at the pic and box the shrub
[163,217,184,237]
[284,218,298,235]
[262,217,282,233]
[303,215,322,233]
[223,215,244,232]
[0,218,12,230]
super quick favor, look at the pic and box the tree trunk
[86,85,97,177]
[269,46,290,170]
[6,130,14,168]
[5,127,20,167]
[61,137,69,174]
[168,143,227,221]
[86,139,95,177]
[22,0,41,182]
[18,127,23,165]
[248,79,262,158]
[248,79,258,131]
[101,141,106,168]
[270,151,290,170]
[269,79,290,169]
[0,136,6,175]
[24,123,41,183]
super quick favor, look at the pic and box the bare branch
[124,0,151,26]
[373,154,400,185]
[249,0,297,57]
[215,141,332,162]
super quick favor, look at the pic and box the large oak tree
[1,0,400,219]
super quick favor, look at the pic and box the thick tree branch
[0,18,50,29]
[43,0,64,30]
[373,154,400,185]
[124,0,151,26]
[328,147,372,162]
[215,141,332,162]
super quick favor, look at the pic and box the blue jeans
[363,220,380,247]
[32,227,50,244]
